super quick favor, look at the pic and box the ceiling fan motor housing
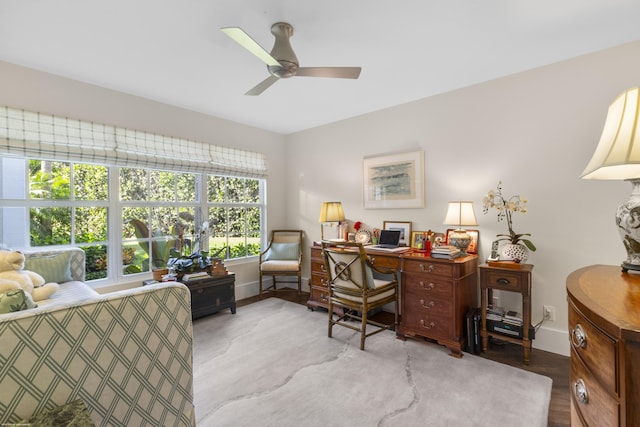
[268,22,298,78]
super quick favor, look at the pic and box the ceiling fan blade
[221,27,281,67]
[295,67,361,79]
[245,75,280,96]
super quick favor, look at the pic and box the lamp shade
[318,202,345,223]
[443,201,478,227]
[582,87,640,180]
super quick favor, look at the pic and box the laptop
[372,229,402,249]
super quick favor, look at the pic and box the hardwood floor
[239,289,570,427]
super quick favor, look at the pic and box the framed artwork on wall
[446,229,479,254]
[363,150,424,209]
[383,221,412,247]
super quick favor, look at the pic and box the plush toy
[0,250,59,302]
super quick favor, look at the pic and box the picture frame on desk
[411,230,429,251]
[446,228,479,254]
[383,220,412,246]
[362,150,424,209]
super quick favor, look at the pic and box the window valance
[0,107,268,178]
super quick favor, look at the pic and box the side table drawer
[483,270,524,292]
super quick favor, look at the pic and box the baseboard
[532,325,570,356]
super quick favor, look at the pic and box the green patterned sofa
[0,248,196,426]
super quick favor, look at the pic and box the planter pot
[152,268,169,281]
[500,243,529,263]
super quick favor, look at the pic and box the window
[0,157,265,285]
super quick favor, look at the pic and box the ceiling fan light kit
[221,22,361,95]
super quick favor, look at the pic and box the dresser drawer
[482,270,525,292]
[403,259,454,277]
[402,312,453,338]
[570,347,619,427]
[402,273,453,299]
[310,272,328,288]
[404,289,453,318]
[569,302,617,395]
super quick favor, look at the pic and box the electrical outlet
[543,305,556,321]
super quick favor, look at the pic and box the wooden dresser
[397,253,478,358]
[566,265,640,426]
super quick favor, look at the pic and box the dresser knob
[573,379,589,405]
[420,299,435,309]
[420,319,435,329]
[419,264,435,273]
[420,281,436,290]
[571,324,587,349]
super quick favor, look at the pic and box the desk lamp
[443,201,478,255]
[318,201,345,241]
[581,87,640,272]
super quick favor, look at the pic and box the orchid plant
[482,182,536,251]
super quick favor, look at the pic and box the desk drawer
[483,270,524,292]
[568,302,617,395]
[404,289,453,318]
[570,347,619,427]
[403,258,454,277]
[402,312,453,338]
[311,260,327,275]
[310,287,329,305]
[311,272,328,289]
[366,253,400,270]
[402,273,453,299]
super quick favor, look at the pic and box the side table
[181,273,236,319]
[479,264,533,364]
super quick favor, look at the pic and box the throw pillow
[23,399,95,427]
[24,251,73,283]
[264,242,299,261]
[0,289,37,314]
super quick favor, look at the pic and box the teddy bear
[0,249,59,302]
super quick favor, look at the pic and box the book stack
[486,305,505,322]
[430,245,461,259]
[503,310,523,327]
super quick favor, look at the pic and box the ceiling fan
[221,22,362,96]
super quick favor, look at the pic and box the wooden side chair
[259,229,303,297]
[321,241,399,350]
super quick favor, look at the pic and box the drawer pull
[420,299,435,309]
[420,319,435,329]
[320,264,326,272]
[420,281,435,291]
[571,324,587,349]
[497,278,510,285]
[369,256,376,264]
[573,379,589,405]
[419,264,435,273]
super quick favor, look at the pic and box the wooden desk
[308,245,478,357]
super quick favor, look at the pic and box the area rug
[192,298,552,427]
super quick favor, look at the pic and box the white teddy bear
[0,249,59,302]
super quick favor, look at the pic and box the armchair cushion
[24,251,73,283]
[264,242,300,261]
[260,260,300,272]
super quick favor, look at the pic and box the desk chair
[259,230,303,297]
[321,241,399,350]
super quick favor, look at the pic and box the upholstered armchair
[259,230,303,297]
[321,241,399,350]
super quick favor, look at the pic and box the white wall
[3,41,640,356]
[286,41,640,356]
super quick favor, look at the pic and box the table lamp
[443,201,478,255]
[581,87,640,272]
[318,201,345,241]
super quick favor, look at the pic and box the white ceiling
[1,1,640,135]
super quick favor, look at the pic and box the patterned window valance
[0,107,268,178]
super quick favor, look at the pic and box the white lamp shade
[443,201,478,227]
[582,87,640,180]
[318,202,345,223]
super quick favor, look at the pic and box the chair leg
[259,271,263,298]
[328,301,334,338]
[297,273,301,296]
[360,308,367,351]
